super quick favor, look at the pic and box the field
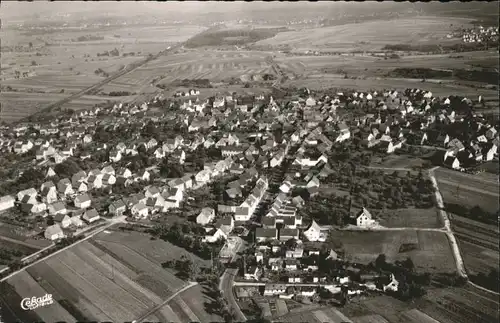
[450,214,499,278]
[435,167,499,214]
[256,16,473,51]
[0,228,217,323]
[1,92,133,123]
[333,230,457,273]
[369,154,429,169]
[0,25,206,123]
[376,208,442,229]
[338,284,499,323]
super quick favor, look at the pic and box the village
[0,81,498,312]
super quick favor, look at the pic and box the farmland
[376,208,442,229]
[1,92,133,123]
[256,16,473,51]
[334,230,457,273]
[0,24,206,123]
[435,167,499,214]
[336,283,499,323]
[0,228,219,323]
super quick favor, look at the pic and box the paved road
[134,281,198,323]
[0,216,126,282]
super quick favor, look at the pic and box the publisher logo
[20,294,54,311]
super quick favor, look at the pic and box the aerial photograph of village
[0,1,498,323]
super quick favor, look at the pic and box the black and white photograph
[0,1,499,323]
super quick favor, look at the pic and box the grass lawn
[375,208,442,229]
[93,227,211,269]
[334,230,456,273]
[370,154,427,169]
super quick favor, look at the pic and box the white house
[83,208,100,223]
[196,207,215,225]
[132,202,148,218]
[0,195,16,212]
[44,224,65,240]
[74,194,92,209]
[303,220,327,242]
[356,207,377,227]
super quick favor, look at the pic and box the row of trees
[148,222,223,260]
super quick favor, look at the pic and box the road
[134,281,198,323]
[429,167,499,296]
[0,216,126,282]
[219,241,247,322]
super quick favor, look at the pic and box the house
[138,170,151,182]
[17,188,37,201]
[195,169,211,185]
[285,248,304,259]
[109,199,126,217]
[102,174,116,186]
[48,202,67,215]
[383,274,399,292]
[83,208,100,223]
[74,182,88,193]
[284,259,299,271]
[145,186,161,199]
[444,156,460,170]
[280,228,299,241]
[300,287,316,297]
[485,127,497,140]
[196,207,215,225]
[54,214,72,228]
[263,284,287,296]
[255,228,278,242]
[356,207,377,227]
[117,167,133,178]
[40,183,58,205]
[20,201,47,214]
[57,179,74,196]
[71,215,84,227]
[482,142,497,161]
[109,150,122,163]
[102,165,115,175]
[44,224,65,240]
[304,220,327,242]
[244,266,262,281]
[234,207,251,222]
[132,202,148,218]
[74,194,91,209]
[225,187,243,199]
[0,195,16,212]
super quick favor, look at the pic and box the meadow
[256,16,473,52]
[435,167,499,214]
[1,228,219,323]
[334,230,457,273]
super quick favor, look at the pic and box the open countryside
[0,2,498,323]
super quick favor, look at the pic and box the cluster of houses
[458,25,499,44]
[174,89,200,97]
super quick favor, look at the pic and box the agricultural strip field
[122,49,274,86]
[1,92,133,123]
[92,228,211,268]
[376,208,442,229]
[3,236,193,323]
[435,167,499,214]
[334,230,457,273]
[339,283,499,323]
[283,76,498,98]
[450,214,499,277]
[256,16,473,51]
[274,49,499,77]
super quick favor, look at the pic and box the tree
[29,42,33,48]
[401,257,415,273]
[375,254,387,270]
[31,60,37,66]
[18,167,44,185]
